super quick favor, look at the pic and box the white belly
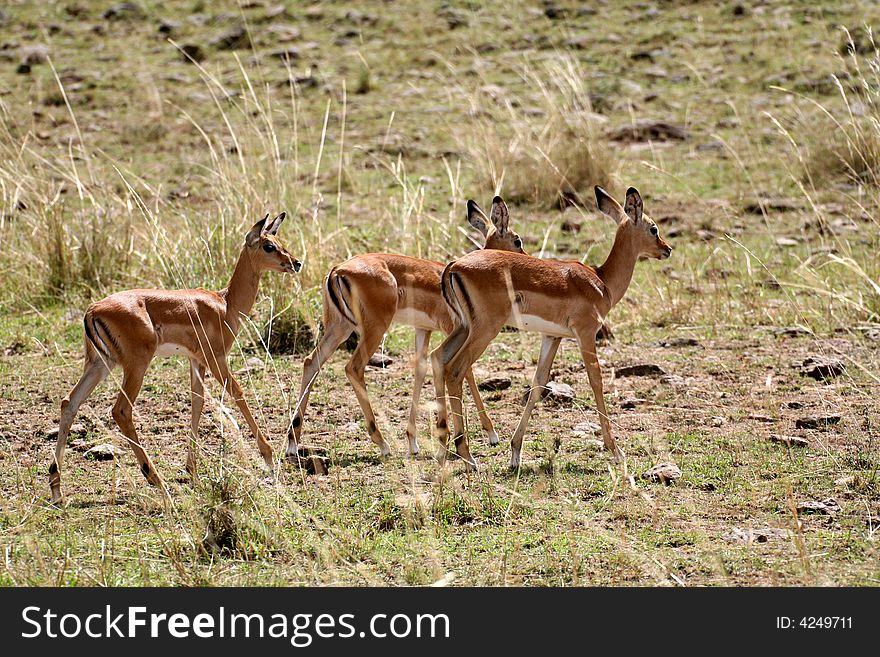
[393,308,439,331]
[508,313,574,338]
[154,342,193,358]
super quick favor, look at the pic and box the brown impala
[431,186,671,470]
[287,197,525,460]
[49,213,301,503]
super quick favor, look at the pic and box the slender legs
[343,322,393,458]
[577,331,621,459]
[510,335,561,469]
[49,358,110,503]
[187,360,205,479]
[405,330,431,455]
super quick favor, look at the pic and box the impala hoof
[487,430,500,446]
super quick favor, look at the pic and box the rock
[571,421,601,437]
[722,527,789,543]
[477,375,511,392]
[236,357,264,374]
[209,25,250,50]
[711,416,725,427]
[834,475,854,487]
[642,463,681,485]
[657,337,700,348]
[748,414,776,423]
[563,36,591,50]
[796,498,840,515]
[661,374,687,387]
[269,48,299,62]
[768,434,808,447]
[616,363,666,378]
[541,381,576,405]
[768,326,811,337]
[607,121,688,142]
[267,24,302,42]
[103,2,144,20]
[796,415,841,430]
[179,44,204,63]
[158,19,180,34]
[290,444,329,475]
[543,5,567,19]
[620,398,645,410]
[20,45,49,66]
[775,237,799,247]
[743,197,802,214]
[696,140,724,152]
[800,356,845,381]
[368,353,393,369]
[45,424,87,440]
[84,443,125,460]
[437,7,467,29]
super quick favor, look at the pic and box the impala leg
[112,358,167,493]
[344,322,392,459]
[464,367,499,445]
[510,335,561,469]
[187,360,206,481]
[430,323,469,462]
[577,331,621,459]
[49,358,110,503]
[287,320,352,458]
[404,329,431,456]
[207,357,274,471]
[444,374,477,471]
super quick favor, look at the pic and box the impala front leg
[208,358,274,472]
[188,360,206,481]
[510,335,561,469]
[577,331,621,460]
[405,329,431,456]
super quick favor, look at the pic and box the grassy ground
[1,0,878,586]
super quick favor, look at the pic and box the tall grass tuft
[453,54,617,207]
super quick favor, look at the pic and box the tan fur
[431,187,672,470]
[288,197,525,458]
[49,214,300,503]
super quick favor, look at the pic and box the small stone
[834,475,854,487]
[269,48,299,62]
[267,24,301,42]
[477,375,511,392]
[796,498,840,515]
[796,415,841,430]
[368,353,393,369]
[800,357,845,381]
[657,337,700,348]
[660,374,687,387]
[84,443,126,461]
[620,398,645,410]
[776,237,799,247]
[768,434,808,447]
[20,45,49,65]
[180,44,204,63]
[103,2,144,21]
[571,421,601,437]
[607,121,688,142]
[616,363,666,378]
[236,357,264,374]
[722,527,788,543]
[711,416,725,427]
[642,462,681,485]
[158,19,181,34]
[209,25,251,50]
[45,424,87,440]
[540,381,576,405]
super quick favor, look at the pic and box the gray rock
[158,19,180,34]
[103,2,144,21]
[657,337,700,348]
[45,423,86,440]
[607,121,688,142]
[84,443,125,460]
[797,498,840,515]
[616,363,666,377]
[209,26,250,50]
[800,356,845,381]
[796,415,841,430]
[20,45,49,65]
[368,353,393,369]
[620,398,646,409]
[179,44,204,63]
[477,375,511,392]
[722,527,789,543]
[768,434,808,447]
[541,381,576,405]
[571,421,601,437]
[642,462,681,484]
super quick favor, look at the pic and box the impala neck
[596,221,639,308]
[223,247,261,334]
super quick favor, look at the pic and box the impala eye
[263,243,277,253]
[649,225,659,236]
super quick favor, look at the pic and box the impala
[49,212,301,503]
[431,186,671,470]
[287,197,525,459]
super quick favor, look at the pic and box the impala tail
[324,266,358,326]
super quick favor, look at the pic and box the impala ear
[246,213,270,246]
[623,187,643,223]
[490,195,509,235]
[595,186,625,221]
[466,200,490,236]
[263,211,286,236]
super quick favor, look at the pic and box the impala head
[467,196,526,254]
[245,212,302,273]
[595,186,671,260]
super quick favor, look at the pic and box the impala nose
[292,260,303,273]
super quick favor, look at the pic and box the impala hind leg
[404,329,431,456]
[286,320,352,459]
[464,367,499,445]
[345,322,392,459]
[112,358,166,494]
[207,357,274,472]
[187,360,206,481]
[510,335,561,469]
[430,323,469,460]
[49,358,111,503]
